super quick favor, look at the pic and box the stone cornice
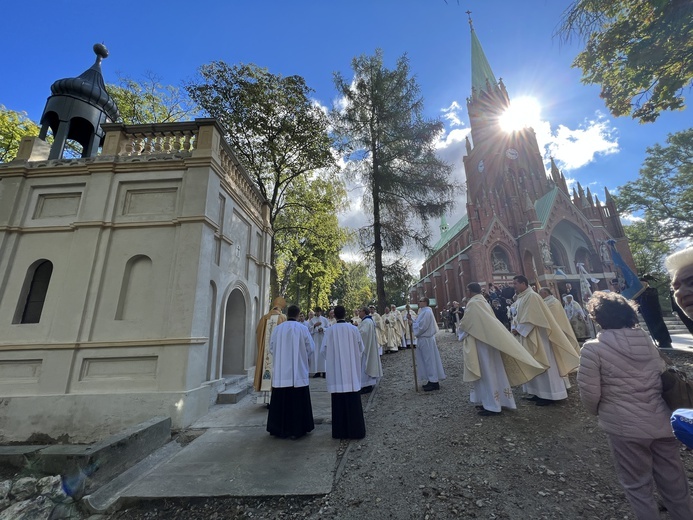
[0,337,209,351]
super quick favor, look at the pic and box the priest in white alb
[512,276,580,406]
[358,306,383,394]
[459,283,546,416]
[321,305,366,439]
[308,307,329,377]
[408,297,446,391]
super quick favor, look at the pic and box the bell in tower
[38,43,119,159]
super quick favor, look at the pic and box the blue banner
[607,239,643,299]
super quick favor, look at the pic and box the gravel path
[110,332,693,519]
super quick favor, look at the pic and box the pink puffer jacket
[578,328,671,439]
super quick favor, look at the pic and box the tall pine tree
[331,50,457,312]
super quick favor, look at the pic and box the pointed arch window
[15,260,54,324]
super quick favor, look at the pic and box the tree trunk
[269,236,279,299]
[372,156,386,314]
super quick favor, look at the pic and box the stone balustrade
[101,121,200,158]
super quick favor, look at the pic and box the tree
[0,105,40,163]
[380,258,416,307]
[558,0,693,122]
[186,63,337,297]
[331,260,374,312]
[275,175,351,311]
[108,73,198,124]
[616,128,693,242]
[331,49,457,313]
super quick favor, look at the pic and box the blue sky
[2,1,689,265]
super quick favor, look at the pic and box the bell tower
[462,16,549,241]
[38,43,119,159]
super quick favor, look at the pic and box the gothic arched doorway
[222,288,246,376]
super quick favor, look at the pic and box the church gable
[481,215,517,247]
[543,189,605,239]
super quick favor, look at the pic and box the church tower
[462,19,547,243]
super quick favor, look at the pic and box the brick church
[410,22,635,307]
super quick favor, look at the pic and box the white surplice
[320,322,365,393]
[412,307,446,383]
[308,316,329,373]
[270,320,315,388]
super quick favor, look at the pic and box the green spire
[440,214,449,234]
[470,25,497,94]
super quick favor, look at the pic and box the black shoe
[477,409,501,416]
[475,405,485,410]
[535,398,557,407]
[523,395,540,401]
[312,373,321,378]
[360,385,373,394]
[321,373,326,378]
[423,382,440,391]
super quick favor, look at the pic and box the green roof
[471,28,497,94]
[534,187,558,227]
[431,213,469,253]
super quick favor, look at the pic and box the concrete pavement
[85,375,355,511]
[85,333,693,512]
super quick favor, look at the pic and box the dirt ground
[109,332,693,520]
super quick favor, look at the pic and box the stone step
[83,437,183,513]
[38,416,171,494]
[216,376,252,404]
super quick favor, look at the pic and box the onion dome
[49,43,119,122]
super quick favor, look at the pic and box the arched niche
[490,245,512,273]
[14,259,54,324]
[549,220,596,275]
[222,288,247,376]
[115,255,152,320]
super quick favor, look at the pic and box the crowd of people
[252,245,693,520]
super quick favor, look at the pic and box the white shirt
[320,322,365,393]
[270,320,315,388]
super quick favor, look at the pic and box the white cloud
[619,212,644,225]
[441,101,465,127]
[535,112,619,171]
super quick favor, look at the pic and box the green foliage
[0,105,40,162]
[559,0,693,122]
[331,260,374,312]
[624,219,672,274]
[616,128,693,241]
[331,49,457,312]
[186,63,338,297]
[275,175,351,311]
[380,258,416,307]
[108,73,198,124]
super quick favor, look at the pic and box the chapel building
[410,23,635,306]
[0,45,272,442]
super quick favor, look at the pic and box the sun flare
[499,96,542,132]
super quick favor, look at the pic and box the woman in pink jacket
[578,291,693,520]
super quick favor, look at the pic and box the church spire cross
[466,10,474,29]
